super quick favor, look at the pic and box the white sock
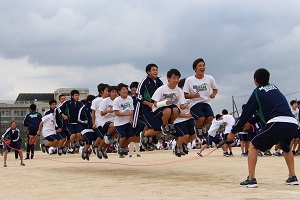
[135,142,140,154]
[129,142,134,155]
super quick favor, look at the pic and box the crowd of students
[1,60,299,188]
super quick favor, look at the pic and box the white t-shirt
[91,97,103,127]
[151,84,186,112]
[113,96,134,126]
[208,118,224,137]
[222,114,236,134]
[291,108,299,123]
[42,114,57,137]
[99,97,115,126]
[174,99,193,124]
[183,74,217,108]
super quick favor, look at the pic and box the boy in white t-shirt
[222,109,236,157]
[183,58,218,137]
[152,68,187,135]
[290,100,300,155]
[38,111,60,154]
[113,83,134,158]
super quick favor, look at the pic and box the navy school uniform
[78,103,97,145]
[2,128,21,152]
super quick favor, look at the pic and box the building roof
[15,93,54,103]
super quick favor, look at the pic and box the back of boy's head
[130,81,139,89]
[254,68,270,85]
[86,95,96,103]
[290,100,297,106]
[49,99,57,105]
[71,89,80,97]
[97,83,103,94]
[178,78,186,88]
[30,104,37,111]
[145,63,158,73]
[297,100,300,106]
[117,83,128,92]
[193,58,205,70]
[167,68,181,78]
[215,114,222,119]
[109,86,118,93]
[222,109,228,115]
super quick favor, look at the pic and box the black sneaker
[174,146,181,157]
[81,152,86,160]
[96,150,103,159]
[137,154,141,157]
[229,152,233,157]
[86,153,90,161]
[182,143,189,155]
[123,148,128,156]
[257,152,263,157]
[240,177,258,188]
[286,176,299,185]
[62,147,67,154]
[40,144,46,153]
[58,148,63,156]
[169,124,176,134]
[264,150,272,156]
[161,124,170,135]
[118,147,124,156]
[197,152,203,157]
[224,152,230,157]
[102,149,108,159]
[3,163,7,167]
[20,162,25,166]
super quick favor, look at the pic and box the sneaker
[273,151,281,157]
[45,146,49,154]
[180,147,185,156]
[169,124,176,134]
[81,151,86,160]
[174,147,181,157]
[264,150,272,156]
[123,148,128,156]
[241,153,248,157]
[20,162,25,166]
[240,177,258,188]
[137,154,141,157]
[197,152,203,157]
[196,128,203,138]
[58,148,63,156]
[24,157,30,160]
[102,149,108,159]
[286,176,299,185]
[161,124,170,135]
[40,144,46,153]
[96,150,103,159]
[224,152,230,157]
[229,152,233,157]
[86,153,90,161]
[182,143,189,155]
[3,163,7,167]
[257,152,263,157]
[62,147,67,154]
[129,155,132,157]
[118,147,124,156]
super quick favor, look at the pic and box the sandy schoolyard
[1,147,300,200]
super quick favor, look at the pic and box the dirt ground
[1,147,300,200]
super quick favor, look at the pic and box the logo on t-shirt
[121,102,131,111]
[162,93,178,104]
[193,83,209,92]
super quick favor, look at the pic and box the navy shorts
[293,129,300,139]
[115,123,134,138]
[6,142,21,152]
[67,124,82,135]
[142,111,162,131]
[207,135,222,146]
[174,118,195,137]
[190,103,214,120]
[102,122,113,133]
[58,129,68,140]
[238,133,248,141]
[132,119,145,137]
[154,105,179,123]
[45,134,60,142]
[252,122,298,152]
[93,126,104,139]
[83,131,97,145]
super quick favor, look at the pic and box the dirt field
[1,147,300,200]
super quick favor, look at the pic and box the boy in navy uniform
[2,121,25,167]
[23,104,42,159]
[227,68,298,188]
[57,90,84,153]
[133,64,164,150]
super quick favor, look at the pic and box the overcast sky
[1,0,300,114]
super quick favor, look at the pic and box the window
[14,110,27,117]
[1,110,11,117]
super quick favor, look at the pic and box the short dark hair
[215,114,222,119]
[99,84,110,94]
[167,68,181,79]
[97,83,103,94]
[130,81,139,89]
[193,58,205,70]
[254,68,270,85]
[71,89,80,97]
[30,104,37,111]
[297,100,300,106]
[117,83,128,92]
[49,99,57,105]
[290,100,297,106]
[58,94,65,100]
[81,99,87,105]
[86,95,96,103]
[178,78,186,88]
[222,109,228,115]
[109,86,118,93]
[145,63,158,73]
